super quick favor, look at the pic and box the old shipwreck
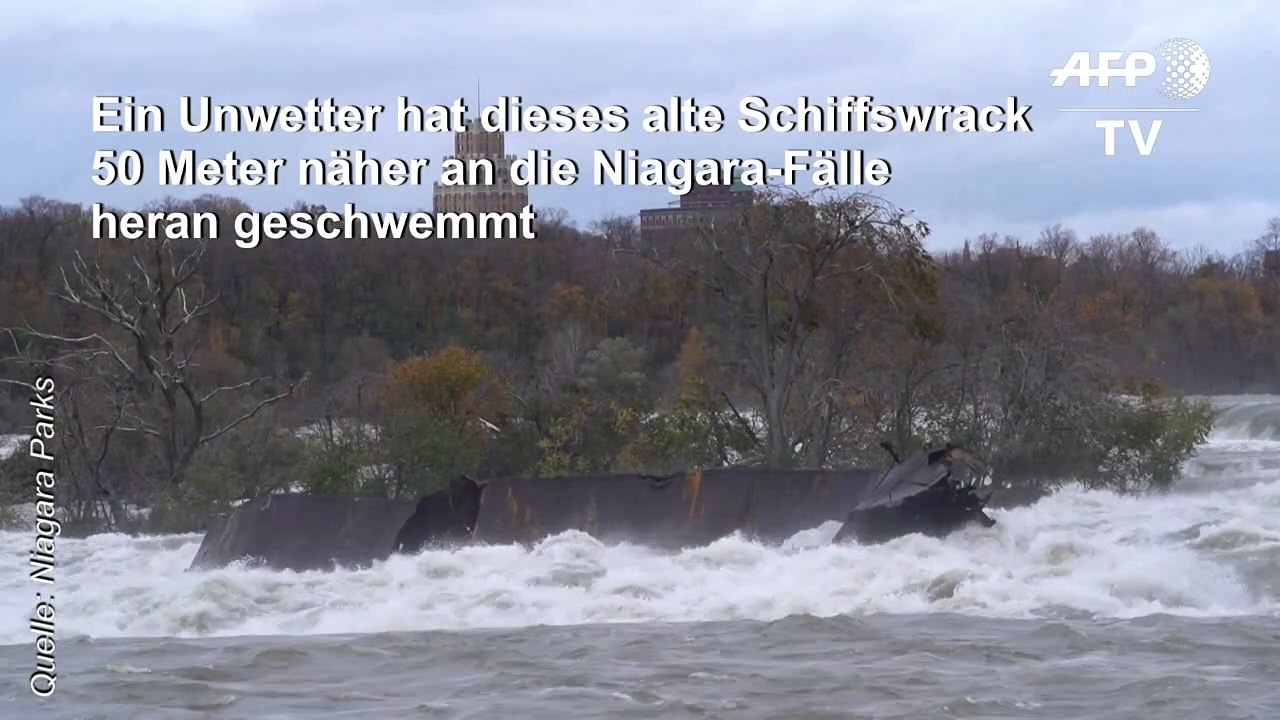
[189,445,996,571]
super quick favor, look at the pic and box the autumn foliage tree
[377,344,505,496]
[0,196,1274,531]
[634,188,938,468]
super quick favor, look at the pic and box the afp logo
[1050,38,1211,100]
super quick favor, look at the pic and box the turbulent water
[3,397,1279,719]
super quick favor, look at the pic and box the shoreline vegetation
[1,189,1276,537]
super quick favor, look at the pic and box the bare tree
[629,188,936,467]
[1036,224,1079,266]
[590,213,639,249]
[8,231,303,506]
[1249,216,1280,267]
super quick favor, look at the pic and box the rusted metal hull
[472,468,875,550]
[833,482,997,545]
[188,493,418,572]
[189,468,876,570]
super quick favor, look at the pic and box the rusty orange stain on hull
[584,498,599,537]
[683,470,703,518]
[505,485,519,522]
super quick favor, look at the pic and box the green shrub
[144,419,310,533]
[1098,394,1215,491]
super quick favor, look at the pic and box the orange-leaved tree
[378,344,506,496]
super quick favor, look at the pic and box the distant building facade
[1265,249,1280,276]
[639,173,755,241]
[432,120,528,214]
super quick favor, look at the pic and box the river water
[2,396,1278,719]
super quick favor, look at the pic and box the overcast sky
[2,0,1277,252]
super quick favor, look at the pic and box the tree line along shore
[1,190,1276,535]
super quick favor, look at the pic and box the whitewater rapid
[2,398,1278,646]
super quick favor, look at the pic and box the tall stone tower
[432,119,528,214]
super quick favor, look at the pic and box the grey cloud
[2,0,1277,251]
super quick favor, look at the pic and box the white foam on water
[0,433,24,461]
[1209,394,1280,442]
[1,397,1278,644]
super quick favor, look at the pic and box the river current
[2,396,1277,718]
